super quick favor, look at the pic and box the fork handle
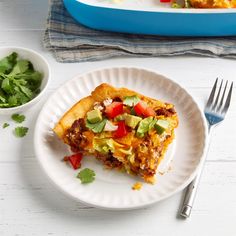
[180,126,212,218]
[180,171,202,217]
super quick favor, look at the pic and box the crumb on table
[132,182,142,191]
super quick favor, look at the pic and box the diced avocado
[114,113,127,121]
[136,117,153,138]
[154,120,169,135]
[87,109,102,123]
[125,114,142,129]
[123,95,140,107]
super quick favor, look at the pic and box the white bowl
[0,46,50,115]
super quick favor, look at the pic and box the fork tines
[206,78,233,115]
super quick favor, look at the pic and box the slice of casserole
[54,83,178,183]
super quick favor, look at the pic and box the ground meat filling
[64,118,87,152]
[96,151,123,169]
[64,119,123,169]
[113,97,122,102]
[155,107,176,117]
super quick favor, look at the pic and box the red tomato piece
[143,107,156,117]
[113,121,128,138]
[134,101,156,117]
[134,101,147,116]
[66,153,83,170]
[105,102,123,119]
[160,0,171,2]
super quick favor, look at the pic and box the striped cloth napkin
[44,0,236,63]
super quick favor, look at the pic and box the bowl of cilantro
[0,46,50,114]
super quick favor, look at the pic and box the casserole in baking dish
[63,0,236,36]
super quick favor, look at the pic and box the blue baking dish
[63,0,236,36]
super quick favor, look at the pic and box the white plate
[34,67,208,210]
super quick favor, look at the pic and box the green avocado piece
[136,117,153,138]
[87,109,102,123]
[154,120,169,135]
[125,114,142,129]
[114,113,126,121]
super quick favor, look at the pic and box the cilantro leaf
[8,95,18,106]
[0,52,17,74]
[1,77,12,93]
[9,60,30,76]
[0,93,6,103]
[130,107,136,116]
[77,168,95,184]
[0,104,10,108]
[18,71,42,91]
[11,114,25,123]
[14,126,29,137]
[85,119,107,133]
[18,85,33,98]
[2,123,9,128]
[123,95,140,107]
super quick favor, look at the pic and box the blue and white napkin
[44,0,236,62]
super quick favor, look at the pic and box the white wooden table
[0,1,236,235]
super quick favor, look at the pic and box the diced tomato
[113,121,128,138]
[134,101,147,116]
[160,0,171,2]
[143,107,156,117]
[105,102,123,119]
[134,101,156,117]
[65,153,83,170]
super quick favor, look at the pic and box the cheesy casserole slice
[54,83,178,183]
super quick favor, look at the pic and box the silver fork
[180,78,233,218]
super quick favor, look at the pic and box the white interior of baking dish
[77,0,236,13]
